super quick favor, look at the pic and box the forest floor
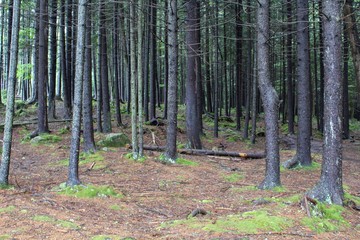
[0,102,359,239]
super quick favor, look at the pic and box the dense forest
[0,0,360,215]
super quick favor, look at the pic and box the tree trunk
[99,0,112,133]
[48,0,57,119]
[185,0,202,149]
[343,23,350,140]
[82,1,96,153]
[67,0,87,186]
[149,0,157,121]
[286,0,294,135]
[256,0,281,189]
[130,0,138,158]
[343,0,360,121]
[165,0,178,162]
[307,0,343,205]
[235,0,243,131]
[113,2,122,127]
[37,0,49,134]
[0,0,20,185]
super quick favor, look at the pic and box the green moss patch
[98,133,130,148]
[176,158,199,166]
[0,206,16,214]
[344,192,360,205]
[32,215,79,230]
[231,185,257,193]
[30,134,61,145]
[223,173,243,183]
[161,210,292,234]
[56,184,123,199]
[91,236,135,240]
[109,204,122,211]
[301,203,349,233]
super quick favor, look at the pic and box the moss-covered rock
[98,133,130,148]
[30,134,61,145]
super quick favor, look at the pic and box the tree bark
[256,0,281,189]
[82,1,96,153]
[0,0,20,185]
[307,0,343,205]
[37,0,49,134]
[185,0,202,149]
[164,0,178,162]
[67,0,87,186]
[48,0,57,119]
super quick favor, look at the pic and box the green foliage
[176,158,199,166]
[56,183,123,199]
[98,133,130,148]
[344,192,360,205]
[223,173,243,183]
[16,63,32,81]
[0,184,14,190]
[58,127,70,134]
[54,152,106,169]
[293,161,321,171]
[1,90,6,103]
[125,152,146,162]
[0,206,16,214]
[161,210,292,234]
[32,215,79,230]
[301,203,349,233]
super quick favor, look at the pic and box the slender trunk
[137,0,144,157]
[0,0,20,185]
[165,0,178,161]
[48,0,57,119]
[67,0,87,186]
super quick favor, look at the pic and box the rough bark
[82,2,96,153]
[0,0,20,185]
[99,0,112,133]
[67,0,87,186]
[185,0,202,149]
[164,0,178,162]
[307,0,343,205]
[286,0,294,135]
[235,0,243,131]
[137,0,144,157]
[149,0,157,121]
[113,2,122,127]
[256,0,281,189]
[284,0,312,168]
[48,0,57,119]
[37,0,49,134]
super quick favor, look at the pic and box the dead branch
[189,208,207,217]
[129,145,265,159]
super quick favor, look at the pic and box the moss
[176,158,199,166]
[98,133,130,148]
[91,236,121,240]
[0,206,16,214]
[30,134,61,145]
[223,173,243,183]
[58,127,70,134]
[0,184,14,190]
[293,161,321,171]
[125,152,146,162]
[56,184,123,199]
[344,192,360,205]
[161,210,292,234]
[301,203,349,233]
[109,204,122,211]
[0,235,11,240]
[33,215,80,229]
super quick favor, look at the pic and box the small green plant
[109,204,122,211]
[0,206,16,214]
[223,173,243,183]
[125,152,146,162]
[58,126,70,134]
[301,203,349,233]
[56,183,123,199]
[0,234,11,240]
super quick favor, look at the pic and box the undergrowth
[32,214,79,230]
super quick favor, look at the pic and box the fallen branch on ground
[127,145,265,159]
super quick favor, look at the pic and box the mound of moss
[30,134,61,145]
[56,184,123,199]
[98,133,130,148]
[32,215,79,230]
[301,203,349,233]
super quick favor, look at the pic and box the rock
[98,133,130,148]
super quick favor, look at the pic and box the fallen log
[128,145,265,159]
[0,119,72,128]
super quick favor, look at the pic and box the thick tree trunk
[185,0,202,149]
[256,0,281,189]
[149,0,157,121]
[67,0,87,186]
[113,2,122,127]
[0,0,20,185]
[307,0,343,205]
[164,0,178,162]
[286,0,294,135]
